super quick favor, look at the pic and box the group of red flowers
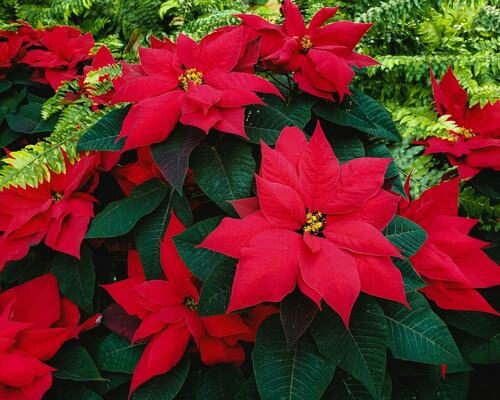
[0,0,499,398]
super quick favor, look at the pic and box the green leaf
[50,343,104,382]
[461,332,500,364]
[383,215,427,257]
[50,245,96,314]
[178,365,244,400]
[131,356,190,400]
[314,90,401,142]
[191,137,255,216]
[135,190,174,280]
[87,179,168,238]
[235,375,259,400]
[46,382,104,400]
[198,260,236,316]
[311,297,388,399]
[96,333,145,374]
[330,135,365,164]
[245,94,315,144]
[443,311,500,340]
[382,291,464,365]
[393,258,426,292]
[174,217,228,281]
[93,372,130,396]
[6,102,42,133]
[416,371,469,400]
[365,143,405,197]
[0,80,12,93]
[253,316,336,400]
[76,106,129,151]
[151,125,204,193]
[324,372,392,400]
[280,290,318,345]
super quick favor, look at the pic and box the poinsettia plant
[0,1,499,399]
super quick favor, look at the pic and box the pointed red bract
[0,155,100,271]
[422,67,500,178]
[238,0,377,100]
[0,274,100,400]
[400,178,500,314]
[201,124,406,325]
[102,213,273,395]
[112,27,281,150]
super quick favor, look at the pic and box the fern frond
[84,63,122,97]
[460,186,500,232]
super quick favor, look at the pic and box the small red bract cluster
[422,67,500,178]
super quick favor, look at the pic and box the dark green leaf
[324,372,392,400]
[50,245,96,314]
[461,332,500,364]
[131,356,190,400]
[87,179,168,238]
[135,190,174,280]
[96,333,145,374]
[416,371,469,400]
[198,260,236,316]
[92,372,130,396]
[393,259,426,292]
[178,365,244,400]
[330,136,365,164]
[383,215,427,257]
[280,290,318,345]
[0,80,12,93]
[365,143,405,197]
[235,375,259,400]
[311,297,387,399]
[253,316,335,400]
[191,137,255,216]
[314,90,401,142]
[46,382,103,400]
[0,87,26,111]
[51,343,104,382]
[151,125,204,193]
[6,102,41,133]
[382,291,464,365]
[174,217,228,280]
[245,94,315,144]
[443,311,500,340]
[77,106,129,151]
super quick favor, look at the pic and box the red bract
[19,26,94,90]
[0,30,22,70]
[201,124,406,325]
[112,28,281,150]
[237,0,377,100]
[422,67,500,178]
[81,45,117,105]
[102,214,274,395]
[0,155,99,271]
[399,178,500,314]
[0,274,100,400]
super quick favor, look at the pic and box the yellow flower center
[300,35,313,52]
[456,126,475,139]
[183,296,198,311]
[303,211,326,235]
[52,192,63,202]
[178,68,203,90]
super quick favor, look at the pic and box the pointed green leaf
[383,215,427,257]
[87,179,168,238]
[461,332,500,364]
[191,137,255,216]
[314,90,401,142]
[50,245,96,314]
[245,94,315,144]
[96,333,145,374]
[177,365,244,400]
[311,297,388,399]
[76,106,128,151]
[198,260,236,316]
[151,125,204,193]
[280,290,318,345]
[253,316,336,400]
[131,356,190,400]
[173,217,228,280]
[393,259,426,292]
[46,382,104,400]
[50,343,104,382]
[416,371,469,400]
[382,291,464,365]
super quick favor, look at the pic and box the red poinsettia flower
[399,178,500,314]
[0,155,100,271]
[0,30,22,69]
[102,214,275,395]
[422,67,500,179]
[0,274,100,400]
[113,148,163,196]
[201,124,406,325]
[237,0,377,100]
[111,27,281,150]
[19,26,94,90]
